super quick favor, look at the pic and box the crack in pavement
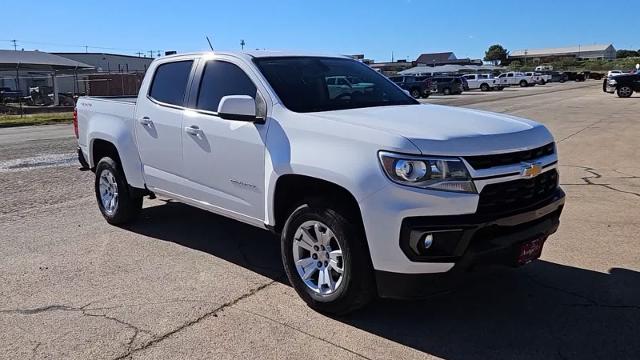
[112,280,278,360]
[1,302,151,356]
[232,306,374,360]
[557,117,609,144]
[560,165,640,198]
[525,274,640,311]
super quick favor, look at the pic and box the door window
[148,61,193,106]
[196,61,257,113]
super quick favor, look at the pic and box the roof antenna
[206,36,214,51]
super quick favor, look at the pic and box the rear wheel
[443,87,451,95]
[480,83,490,91]
[539,79,546,85]
[410,88,421,98]
[281,201,375,315]
[617,86,633,98]
[519,80,528,87]
[95,157,142,225]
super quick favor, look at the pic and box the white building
[510,44,616,62]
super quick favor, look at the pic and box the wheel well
[91,139,121,168]
[272,175,363,234]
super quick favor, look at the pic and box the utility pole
[156,50,162,57]
[84,45,88,53]
[391,51,394,62]
[240,39,245,50]
[136,51,143,57]
[148,50,154,58]
[11,40,17,51]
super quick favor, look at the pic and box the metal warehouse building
[509,44,616,62]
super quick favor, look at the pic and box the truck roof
[160,50,348,61]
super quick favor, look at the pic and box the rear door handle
[184,125,201,136]
[139,117,153,126]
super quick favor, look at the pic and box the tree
[484,44,509,65]
[616,49,640,58]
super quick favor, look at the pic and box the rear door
[180,57,268,222]
[134,59,195,194]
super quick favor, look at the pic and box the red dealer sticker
[517,237,545,265]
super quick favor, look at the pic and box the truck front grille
[464,143,555,170]
[477,169,559,215]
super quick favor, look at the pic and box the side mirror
[217,95,258,122]
[403,89,411,97]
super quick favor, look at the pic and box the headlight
[379,151,476,193]
[608,79,617,85]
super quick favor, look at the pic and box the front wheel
[480,83,490,91]
[539,79,546,85]
[410,88,421,98]
[281,201,375,315]
[617,86,633,98]
[95,157,142,225]
[520,80,528,87]
[443,87,451,95]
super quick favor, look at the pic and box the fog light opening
[423,234,434,249]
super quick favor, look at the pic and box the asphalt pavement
[1,81,638,360]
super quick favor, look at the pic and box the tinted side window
[197,61,257,112]
[149,61,193,106]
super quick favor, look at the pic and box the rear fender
[87,115,145,188]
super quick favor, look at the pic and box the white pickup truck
[462,74,504,91]
[525,72,551,85]
[76,51,565,314]
[496,72,537,87]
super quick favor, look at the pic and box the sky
[2,0,638,62]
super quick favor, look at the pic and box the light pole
[240,40,245,50]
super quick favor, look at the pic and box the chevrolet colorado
[76,51,565,314]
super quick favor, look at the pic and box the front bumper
[362,186,565,299]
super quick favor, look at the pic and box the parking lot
[1,81,638,359]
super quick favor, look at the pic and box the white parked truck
[76,51,565,314]
[496,72,537,87]
[525,72,551,85]
[462,74,504,91]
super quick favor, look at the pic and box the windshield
[254,56,418,113]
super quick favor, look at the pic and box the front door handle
[139,117,153,126]
[184,125,202,136]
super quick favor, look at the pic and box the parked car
[607,70,624,77]
[604,73,640,97]
[75,51,565,314]
[431,76,464,94]
[525,72,551,85]
[535,65,553,71]
[462,74,504,91]
[0,87,23,103]
[389,75,432,98]
[326,76,375,99]
[496,72,536,87]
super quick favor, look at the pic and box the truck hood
[306,104,553,156]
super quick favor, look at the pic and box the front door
[135,59,194,194]
[181,59,267,222]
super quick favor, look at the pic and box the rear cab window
[148,60,194,106]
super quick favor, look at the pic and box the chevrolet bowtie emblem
[521,162,542,178]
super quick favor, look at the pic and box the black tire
[94,157,142,225]
[281,200,375,315]
[480,83,490,91]
[496,86,504,91]
[539,79,546,85]
[443,87,451,95]
[617,86,633,98]
[519,80,528,87]
[422,91,430,98]
[410,88,421,99]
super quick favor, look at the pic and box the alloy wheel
[292,220,345,295]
